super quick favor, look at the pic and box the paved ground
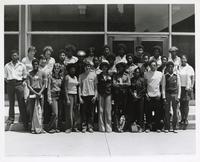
[5,130,195,157]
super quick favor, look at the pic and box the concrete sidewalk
[5,130,195,156]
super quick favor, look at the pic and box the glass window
[172,36,195,69]
[4,5,19,31]
[30,5,104,31]
[172,4,194,32]
[4,35,19,64]
[108,4,168,32]
[31,35,104,59]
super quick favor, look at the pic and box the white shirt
[4,61,27,81]
[64,56,78,65]
[178,63,194,89]
[46,57,55,74]
[114,55,127,65]
[150,56,162,68]
[168,55,181,71]
[85,56,94,66]
[22,56,35,72]
[66,75,79,95]
[144,70,163,97]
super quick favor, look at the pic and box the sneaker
[145,129,150,133]
[73,128,80,132]
[173,129,178,133]
[48,129,56,133]
[88,128,94,133]
[82,128,86,133]
[6,120,14,125]
[164,130,169,133]
[65,129,72,133]
[156,129,161,133]
[56,129,60,133]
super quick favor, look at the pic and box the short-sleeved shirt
[168,55,181,70]
[46,57,55,74]
[126,63,138,78]
[4,61,27,81]
[64,56,78,65]
[149,56,162,68]
[22,56,35,73]
[144,70,163,97]
[27,70,47,89]
[178,63,195,88]
[79,71,97,96]
[114,55,127,65]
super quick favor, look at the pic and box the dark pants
[7,80,28,127]
[145,97,163,130]
[128,98,144,128]
[180,87,190,122]
[164,93,178,130]
[43,89,52,124]
[80,95,95,130]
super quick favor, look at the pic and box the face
[69,67,76,75]
[11,52,19,62]
[143,56,149,64]
[78,55,85,62]
[39,58,47,67]
[104,47,110,55]
[89,47,95,56]
[171,51,177,57]
[137,48,144,54]
[102,65,108,73]
[127,56,133,64]
[134,69,140,77]
[162,57,168,65]
[117,66,124,74]
[168,65,174,73]
[85,64,91,72]
[118,48,125,56]
[33,61,39,70]
[28,50,36,58]
[44,50,52,59]
[66,50,73,58]
[181,56,187,65]
[59,53,66,62]
[93,57,99,66]
[150,62,157,71]
[153,49,160,58]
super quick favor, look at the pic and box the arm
[4,65,8,83]
[47,76,52,103]
[177,74,181,99]
[26,75,39,95]
[64,75,70,105]
[162,74,166,99]
[92,75,98,103]
[78,75,84,104]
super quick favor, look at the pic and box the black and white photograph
[1,0,200,161]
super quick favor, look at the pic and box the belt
[7,79,23,85]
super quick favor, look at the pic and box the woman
[179,55,195,130]
[26,59,47,134]
[65,63,80,133]
[97,61,112,133]
[129,67,146,132]
[47,63,63,133]
[43,46,55,74]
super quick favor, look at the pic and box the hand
[66,99,71,105]
[163,98,167,103]
[79,97,84,104]
[22,81,27,87]
[91,96,97,104]
[176,98,180,104]
[48,99,52,105]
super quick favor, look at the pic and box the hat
[43,46,53,53]
[115,61,126,69]
[99,60,109,70]
[77,50,86,57]
[169,46,178,52]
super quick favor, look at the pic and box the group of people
[4,43,195,134]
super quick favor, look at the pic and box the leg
[7,83,15,122]
[171,95,178,130]
[87,96,95,130]
[98,95,105,132]
[164,94,171,131]
[154,97,162,130]
[145,98,153,130]
[80,96,87,131]
[136,98,144,129]
[48,98,58,131]
[104,95,112,132]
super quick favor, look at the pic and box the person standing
[168,46,181,71]
[144,60,164,133]
[107,54,117,76]
[97,61,112,133]
[125,53,138,78]
[114,44,127,65]
[26,59,47,133]
[140,53,150,75]
[178,55,195,130]
[64,64,80,133]
[75,50,86,77]
[134,45,145,67]
[85,46,96,65]
[4,50,28,130]
[64,44,78,66]
[157,56,168,74]
[79,61,98,133]
[43,46,55,75]
[47,63,63,133]
[162,62,181,133]
[101,45,112,62]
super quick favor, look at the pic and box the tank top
[67,75,79,95]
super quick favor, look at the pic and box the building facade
[4,4,195,69]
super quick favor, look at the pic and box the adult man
[157,56,168,74]
[168,46,181,71]
[134,45,145,67]
[144,60,164,133]
[150,45,162,68]
[4,50,28,130]
[114,44,128,65]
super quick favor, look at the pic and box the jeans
[180,87,190,122]
[98,95,112,132]
[7,80,28,127]
[80,96,95,130]
[164,93,178,130]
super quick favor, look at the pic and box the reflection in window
[172,36,195,69]
[172,4,195,32]
[108,4,168,32]
[4,5,19,31]
[31,5,104,31]
[31,35,104,60]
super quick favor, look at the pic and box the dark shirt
[75,60,85,77]
[97,72,112,96]
[130,77,146,99]
[165,73,178,94]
